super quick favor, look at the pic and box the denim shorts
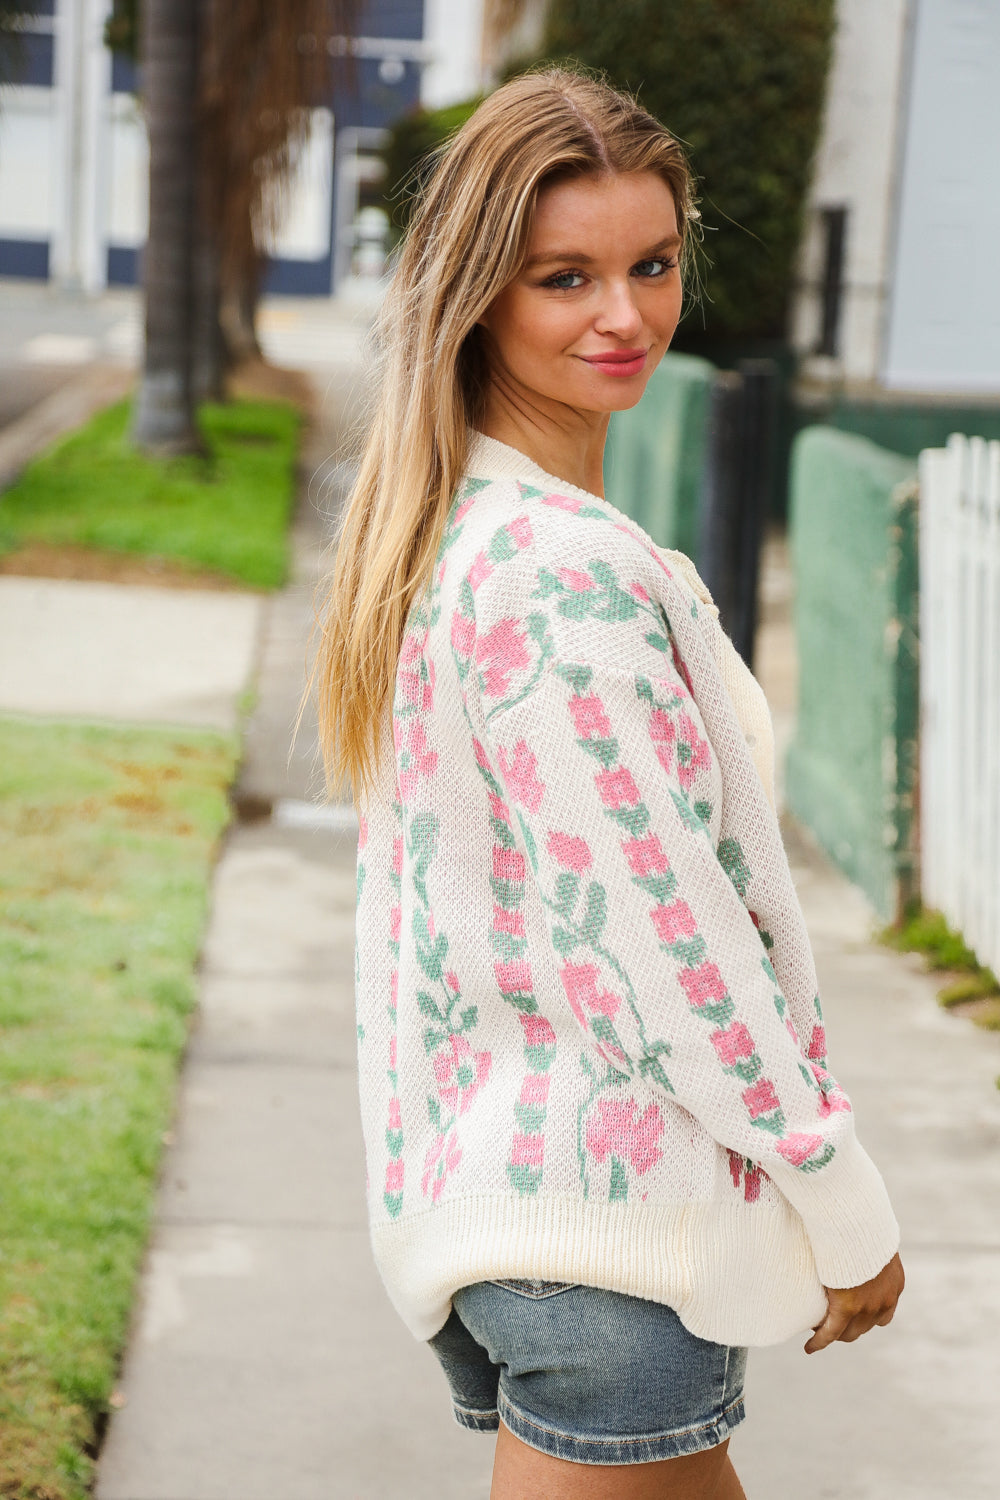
[427,1278,747,1465]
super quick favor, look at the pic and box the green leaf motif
[581,882,607,942]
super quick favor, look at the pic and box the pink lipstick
[579,348,648,377]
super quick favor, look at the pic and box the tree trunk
[132,0,202,454]
[192,216,226,403]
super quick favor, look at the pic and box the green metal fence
[603,351,714,556]
[786,426,920,920]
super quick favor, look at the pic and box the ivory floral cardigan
[353,432,899,1346]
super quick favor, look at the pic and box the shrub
[542,0,835,345]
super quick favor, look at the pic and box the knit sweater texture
[354,431,900,1347]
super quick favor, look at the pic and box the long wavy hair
[313,67,698,797]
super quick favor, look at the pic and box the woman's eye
[632,257,678,279]
[544,270,587,290]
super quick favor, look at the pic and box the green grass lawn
[0,398,301,589]
[0,717,238,1500]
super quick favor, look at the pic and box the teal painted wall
[786,427,920,919]
[603,352,714,556]
[823,398,1000,459]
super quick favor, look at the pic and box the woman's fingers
[805,1253,905,1353]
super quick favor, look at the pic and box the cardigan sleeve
[477,654,900,1291]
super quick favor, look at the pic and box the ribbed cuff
[776,1136,900,1289]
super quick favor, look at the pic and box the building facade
[0,0,523,297]
[793,0,1000,398]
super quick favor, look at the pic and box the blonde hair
[314,67,698,797]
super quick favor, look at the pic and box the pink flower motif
[472,737,492,771]
[585,1098,664,1176]
[385,1158,404,1192]
[468,551,493,592]
[629,581,651,603]
[422,658,435,711]
[476,617,530,697]
[560,962,622,1026]
[541,490,583,513]
[493,904,525,936]
[547,830,593,872]
[649,709,677,776]
[508,515,533,548]
[422,1127,462,1201]
[711,1021,756,1067]
[622,833,669,877]
[497,740,545,811]
[454,495,478,524]
[389,906,401,943]
[651,899,697,944]
[451,612,476,656]
[392,835,403,876]
[775,1132,825,1167]
[743,1163,764,1202]
[388,1097,402,1129]
[495,959,533,995]
[511,1132,544,1165]
[557,567,594,592]
[742,1078,781,1119]
[445,970,460,992]
[488,791,511,825]
[433,1033,492,1116]
[569,693,612,740]
[807,1024,827,1061]
[397,720,437,802]
[677,712,712,791]
[520,1073,550,1105]
[594,766,640,809]
[493,846,526,883]
[678,961,728,1008]
[520,1012,556,1048]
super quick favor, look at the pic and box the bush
[381,96,484,241]
[542,0,835,345]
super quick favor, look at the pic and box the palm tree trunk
[132,0,202,453]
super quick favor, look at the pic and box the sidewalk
[3,333,999,1495]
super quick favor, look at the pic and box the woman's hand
[804,1251,905,1354]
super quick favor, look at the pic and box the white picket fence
[919,434,1000,974]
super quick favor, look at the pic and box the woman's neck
[478,404,609,500]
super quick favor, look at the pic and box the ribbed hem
[452,1400,500,1433]
[372,1190,830,1347]
[497,1388,745,1465]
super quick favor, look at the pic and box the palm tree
[131,0,201,454]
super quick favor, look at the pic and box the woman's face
[480,170,683,416]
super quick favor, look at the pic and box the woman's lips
[579,349,648,377]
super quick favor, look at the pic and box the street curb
[0,362,134,494]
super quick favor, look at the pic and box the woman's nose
[594,279,644,340]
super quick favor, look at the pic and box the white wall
[421,0,485,108]
[791,0,911,385]
[884,0,1000,392]
[0,87,58,238]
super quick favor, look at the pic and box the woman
[315,69,903,1499]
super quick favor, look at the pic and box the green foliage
[103,0,137,62]
[882,906,983,973]
[0,396,301,589]
[380,95,484,239]
[0,716,238,1500]
[541,0,836,343]
[881,905,1000,1027]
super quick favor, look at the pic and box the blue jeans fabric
[427,1279,747,1465]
